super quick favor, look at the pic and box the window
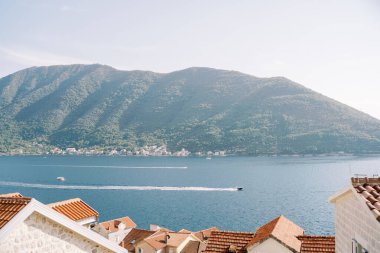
[352,239,368,253]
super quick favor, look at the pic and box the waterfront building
[93,216,137,243]
[204,215,335,253]
[0,191,337,253]
[330,177,380,253]
[0,194,126,253]
[48,198,100,227]
[132,230,204,253]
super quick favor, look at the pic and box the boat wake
[32,165,188,169]
[0,181,237,192]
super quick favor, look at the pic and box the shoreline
[1,152,380,158]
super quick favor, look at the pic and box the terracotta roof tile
[245,215,304,252]
[166,232,193,247]
[0,192,24,198]
[120,228,156,251]
[144,232,167,250]
[48,198,99,221]
[100,216,137,233]
[142,231,194,250]
[351,177,380,222]
[298,236,335,253]
[194,227,219,241]
[0,197,31,228]
[204,231,255,253]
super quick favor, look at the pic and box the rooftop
[143,232,166,250]
[180,240,205,253]
[0,193,127,253]
[193,227,219,241]
[48,198,99,221]
[351,177,380,222]
[0,197,31,228]
[166,232,196,247]
[245,215,304,252]
[203,231,255,253]
[120,228,156,251]
[0,191,334,253]
[100,216,137,233]
[297,235,335,253]
[142,231,195,250]
[0,192,23,198]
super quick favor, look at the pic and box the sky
[1,0,379,119]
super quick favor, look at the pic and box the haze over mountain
[1,64,380,154]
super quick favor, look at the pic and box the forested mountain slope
[1,64,379,154]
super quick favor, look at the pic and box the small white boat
[206,157,212,160]
[56,177,65,182]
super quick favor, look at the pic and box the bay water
[0,155,379,234]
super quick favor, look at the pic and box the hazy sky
[1,0,379,119]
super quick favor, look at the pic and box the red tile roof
[194,227,219,241]
[48,198,99,221]
[0,197,31,228]
[298,236,335,253]
[245,215,304,252]
[100,216,137,233]
[0,192,23,198]
[143,232,167,250]
[120,228,156,251]
[351,177,380,222]
[143,231,193,250]
[204,231,255,253]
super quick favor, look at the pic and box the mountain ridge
[1,64,379,154]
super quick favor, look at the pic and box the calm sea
[0,155,379,234]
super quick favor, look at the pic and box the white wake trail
[0,181,237,192]
[32,165,188,169]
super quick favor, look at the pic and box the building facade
[0,195,126,253]
[330,177,380,253]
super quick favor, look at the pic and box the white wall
[108,227,133,244]
[176,235,198,253]
[92,224,108,238]
[247,238,293,253]
[0,212,113,253]
[136,235,199,253]
[334,191,380,253]
[77,216,97,227]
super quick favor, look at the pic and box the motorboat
[56,177,65,182]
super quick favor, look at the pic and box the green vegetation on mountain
[1,64,380,154]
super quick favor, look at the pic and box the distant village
[2,143,355,157]
[2,143,227,157]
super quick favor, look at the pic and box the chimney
[166,234,171,243]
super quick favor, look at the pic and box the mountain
[1,64,380,154]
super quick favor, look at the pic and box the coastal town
[0,2,379,253]
[1,143,354,157]
[1,176,379,252]
[1,143,229,157]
